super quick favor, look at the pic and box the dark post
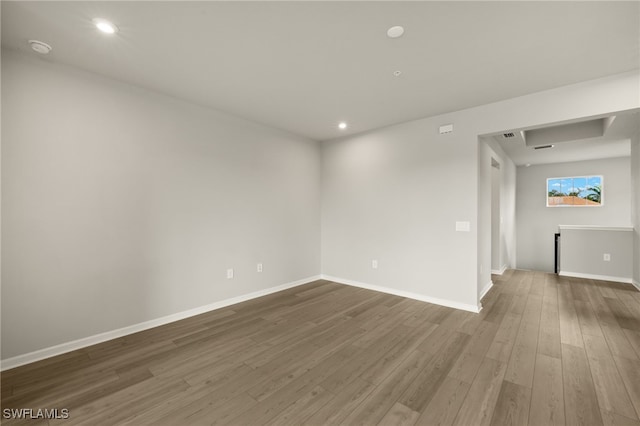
[554,233,561,274]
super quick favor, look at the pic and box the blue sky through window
[547,175,602,206]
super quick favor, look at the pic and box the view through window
[547,176,602,207]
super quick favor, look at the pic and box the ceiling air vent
[503,132,516,138]
[533,144,554,150]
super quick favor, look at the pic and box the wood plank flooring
[2,270,640,425]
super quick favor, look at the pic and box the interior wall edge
[320,274,482,314]
[479,280,494,301]
[490,266,507,275]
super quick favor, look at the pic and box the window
[547,175,602,207]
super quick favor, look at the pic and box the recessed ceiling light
[387,26,404,39]
[92,18,118,34]
[28,40,52,54]
[338,122,348,130]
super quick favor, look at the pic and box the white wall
[491,165,501,271]
[516,157,632,272]
[631,130,640,287]
[559,227,633,281]
[477,138,517,299]
[482,138,517,277]
[1,50,321,360]
[477,140,494,297]
[322,71,639,311]
[500,148,517,273]
[322,121,482,311]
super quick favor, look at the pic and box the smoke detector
[28,40,52,55]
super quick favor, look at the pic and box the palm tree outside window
[546,176,603,207]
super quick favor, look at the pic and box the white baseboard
[491,265,507,275]
[479,280,494,301]
[632,279,640,292]
[321,275,481,313]
[0,275,321,372]
[558,271,632,284]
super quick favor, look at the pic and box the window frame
[546,175,604,208]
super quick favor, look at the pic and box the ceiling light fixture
[92,18,118,34]
[393,70,402,77]
[28,40,52,54]
[338,122,348,130]
[387,26,405,39]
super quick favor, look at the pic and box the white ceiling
[492,111,639,166]
[2,1,639,141]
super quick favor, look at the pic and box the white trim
[558,271,632,284]
[321,274,481,313]
[479,281,494,301]
[0,275,321,372]
[632,279,640,292]
[491,265,507,275]
[558,225,633,232]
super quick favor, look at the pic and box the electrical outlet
[226,268,234,279]
[603,253,611,262]
[372,260,378,269]
[257,263,263,273]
